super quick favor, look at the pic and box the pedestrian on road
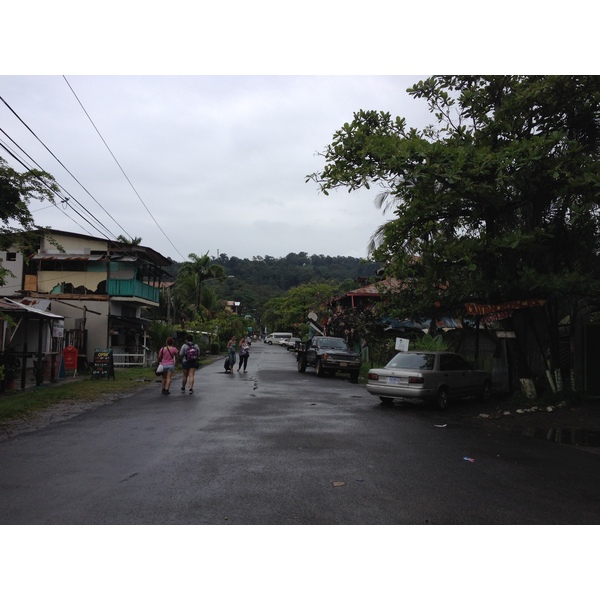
[238,336,250,373]
[157,337,178,395]
[180,334,199,394]
[226,335,237,374]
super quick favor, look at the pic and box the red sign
[62,345,79,370]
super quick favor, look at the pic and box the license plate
[340,362,347,367]
[387,377,400,384]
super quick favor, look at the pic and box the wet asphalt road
[1,342,599,524]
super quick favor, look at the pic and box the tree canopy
[0,156,59,287]
[309,76,600,320]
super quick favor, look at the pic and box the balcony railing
[106,279,160,303]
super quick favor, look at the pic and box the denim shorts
[162,364,175,373]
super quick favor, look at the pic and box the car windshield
[386,353,435,371]
[318,338,349,350]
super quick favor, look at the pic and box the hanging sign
[395,337,410,352]
[465,299,545,316]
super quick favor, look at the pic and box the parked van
[264,332,293,345]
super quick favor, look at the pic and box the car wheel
[316,359,324,377]
[379,397,394,405]
[268,341,273,345]
[297,357,307,373]
[349,371,359,383]
[435,388,449,410]
[478,380,492,402]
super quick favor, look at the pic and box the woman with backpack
[180,334,200,394]
[157,337,178,395]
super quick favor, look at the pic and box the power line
[0,128,118,240]
[0,138,111,239]
[0,93,168,266]
[63,76,186,261]
[0,135,171,279]
[0,94,134,241]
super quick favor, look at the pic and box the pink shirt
[159,346,177,366]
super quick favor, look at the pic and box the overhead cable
[63,76,186,261]
[0,93,135,242]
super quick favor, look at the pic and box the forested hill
[165,252,381,308]
[214,253,379,289]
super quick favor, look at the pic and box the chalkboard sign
[91,348,115,380]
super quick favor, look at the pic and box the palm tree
[177,253,226,316]
[117,235,143,245]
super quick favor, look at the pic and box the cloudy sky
[1,3,594,589]
[0,75,436,262]
[2,3,591,265]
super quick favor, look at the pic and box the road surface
[1,342,599,524]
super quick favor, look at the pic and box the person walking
[226,335,237,374]
[237,336,250,373]
[157,337,178,395]
[180,334,199,394]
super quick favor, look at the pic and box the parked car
[282,337,301,350]
[297,336,361,382]
[366,351,492,410]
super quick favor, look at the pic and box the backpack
[185,343,199,362]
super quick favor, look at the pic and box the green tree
[263,282,339,334]
[0,156,59,286]
[309,76,600,381]
[176,252,226,321]
[147,320,177,353]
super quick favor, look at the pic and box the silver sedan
[366,351,493,410]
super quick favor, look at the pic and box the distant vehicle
[296,336,361,382]
[366,351,492,410]
[282,337,301,351]
[264,332,293,345]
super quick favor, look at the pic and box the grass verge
[0,355,220,423]
[0,356,221,423]
[0,366,159,423]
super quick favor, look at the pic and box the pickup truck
[296,336,361,382]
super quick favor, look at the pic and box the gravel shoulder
[0,391,138,442]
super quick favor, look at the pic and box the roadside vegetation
[0,357,217,423]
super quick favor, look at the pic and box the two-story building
[1,229,172,374]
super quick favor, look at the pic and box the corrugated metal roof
[31,253,105,261]
[31,254,136,262]
[1,298,65,319]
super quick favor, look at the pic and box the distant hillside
[166,252,381,313]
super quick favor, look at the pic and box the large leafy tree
[0,156,60,286]
[263,281,340,335]
[309,76,600,361]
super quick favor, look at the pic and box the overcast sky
[0,75,436,262]
[1,2,595,590]
[2,3,592,264]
